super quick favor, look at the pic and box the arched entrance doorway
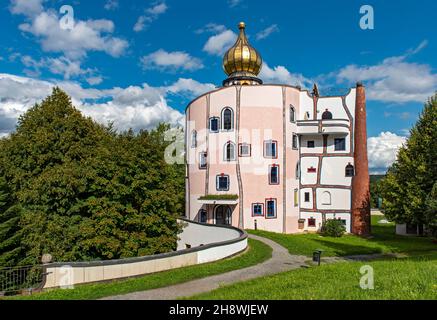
[214,205,232,225]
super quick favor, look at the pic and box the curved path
[102,234,308,300]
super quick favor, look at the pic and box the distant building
[185,22,370,235]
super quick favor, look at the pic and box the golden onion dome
[223,22,263,78]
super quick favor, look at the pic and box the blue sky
[0,0,436,173]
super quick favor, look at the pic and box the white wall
[320,157,354,186]
[300,157,319,185]
[316,188,351,210]
[42,220,247,289]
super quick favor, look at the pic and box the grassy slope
[190,216,437,300]
[7,238,271,300]
[248,216,437,257]
[191,255,437,300]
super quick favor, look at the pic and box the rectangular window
[199,152,207,169]
[294,189,299,207]
[266,199,277,218]
[307,140,315,148]
[304,192,310,202]
[269,165,280,185]
[308,217,316,227]
[239,143,251,157]
[264,140,278,158]
[252,203,264,217]
[209,117,219,133]
[216,175,229,191]
[292,134,298,149]
[334,138,346,151]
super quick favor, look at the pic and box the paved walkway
[102,234,309,300]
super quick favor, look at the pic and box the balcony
[297,119,350,135]
[198,194,239,205]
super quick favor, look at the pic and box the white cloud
[86,76,103,86]
[228,0,243,8]
[260,62,312,88]
[133,1,168,32]
[9,0,44,17]
[256,24,279,40]
[367,132,407,174]
[12,5,128,60]
[0,73,215,135]
[140,49,204,72]
[104,0,119,10]
[195,23,226,34]
[335,41,436,103]
[165,78,216,97]
[203,30,237,56]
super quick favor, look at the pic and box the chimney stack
[351,82,371,236]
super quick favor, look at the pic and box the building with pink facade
[185,22,370,235]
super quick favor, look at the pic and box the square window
[269,165,280,185]
[216,175,229,191]
[252,203,264,217]
[239,143,251,157]
[304,192,310,202]
[334,138,346,151]
[209,117,219,133]
[264,140,277,158]
[266,199,277,218]
[307,140,315,148]
[308,218,316,227]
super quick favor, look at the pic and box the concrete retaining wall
[41,219,247,289]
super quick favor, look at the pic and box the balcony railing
[297,119,350,135]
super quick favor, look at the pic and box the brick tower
[351,82,371,235]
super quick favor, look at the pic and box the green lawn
[190,254,437,300]
[248,216,437,257]
[5,238,271,300]
[189,215,437,300]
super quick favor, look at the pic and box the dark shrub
[320,219,346,237]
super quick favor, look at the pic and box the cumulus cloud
[367,132,407,174]
[260,62,312,88]
[203,30,237,56]
[335,41,436,103]
[133,1,168,32]
[140,49,204,72]
[0,73,215,135]
[256,24,279,40]
[11,3,128,60]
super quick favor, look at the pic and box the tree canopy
[0,88,184,266]
[380,94,437,235]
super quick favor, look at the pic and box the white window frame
[216,175,230,191]
[224,142,236,162]
[209,117,220,133]
[221,107,234,131]
[264,140,278,158]
[199,152,207,169]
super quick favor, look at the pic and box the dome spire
[222,22,263,86]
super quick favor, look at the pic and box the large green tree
[0,88,184,266]
[380,94,437,235]
[0,177,22,267]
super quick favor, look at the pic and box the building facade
[185,22,370,235]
